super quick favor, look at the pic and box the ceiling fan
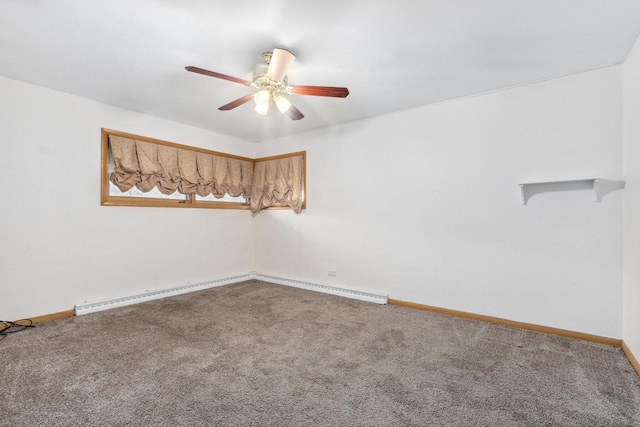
[185,48,349,120]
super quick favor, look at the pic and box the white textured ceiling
[1,1,640,142]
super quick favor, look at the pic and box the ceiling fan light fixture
[186,47,349,121]
[273,94,292,113]
[254,90,271,115]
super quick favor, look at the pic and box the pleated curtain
[249,155,305,214]
[109,135,303,213]
[109,135,254,199]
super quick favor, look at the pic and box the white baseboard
[251,273,388,304]
[75,272,388,316]
[74,273,253,315]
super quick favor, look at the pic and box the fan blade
[267,48,295,82]
[185,66,252,86]
[286,103,304,121]
[290,85,349,98]
[218,94,254,111]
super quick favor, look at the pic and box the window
[251,152,307,213]
[101,128,306,213]
[102,129,253,209]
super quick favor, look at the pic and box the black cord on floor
[0,319,35,341]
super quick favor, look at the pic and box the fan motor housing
[252,66,269,82]
[252,67,288,92]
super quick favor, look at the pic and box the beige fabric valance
[250,155,305,214]
[109,135,253,199]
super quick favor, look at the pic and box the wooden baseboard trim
[388,299,622,347]
[621,341,640,376]
[28,310,75,324]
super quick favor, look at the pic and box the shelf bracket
[592,179,600,202]
[518,184,526,205]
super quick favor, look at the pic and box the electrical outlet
[328,271,336,277]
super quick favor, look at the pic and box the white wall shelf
[518,178,600,205]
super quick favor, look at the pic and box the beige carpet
[1,280,639,426]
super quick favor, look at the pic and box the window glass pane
[109,182,187,200]
[195,193,246,203]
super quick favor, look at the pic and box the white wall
[254,66,624,338]
[0,64,628,341]
[0,76,256,320]
[623,34,640,357]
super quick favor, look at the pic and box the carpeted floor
[1,280,639,426]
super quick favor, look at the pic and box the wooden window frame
[101,128,306,211]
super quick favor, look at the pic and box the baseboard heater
[75,273,388,315]
[252,273,388,305]
[75,274,253,315]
